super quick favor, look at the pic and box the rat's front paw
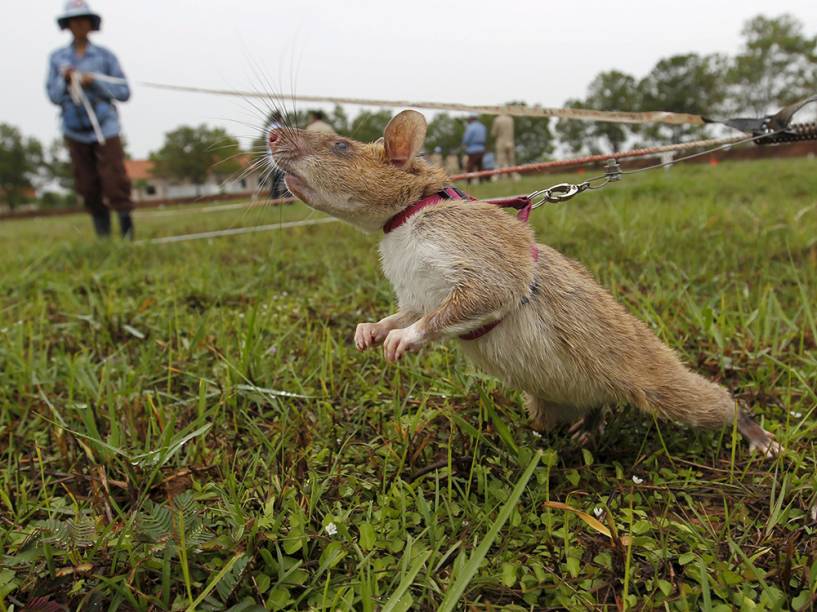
[383,325,425,363]
[355,322,388,351]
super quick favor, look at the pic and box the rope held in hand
[66,71,129,144]
[68,71,106,144]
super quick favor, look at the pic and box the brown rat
[267,110,780,456]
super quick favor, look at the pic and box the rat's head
[267,110,448,232]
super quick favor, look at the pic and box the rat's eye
[333,140,350,154]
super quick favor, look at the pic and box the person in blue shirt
[461,114,487,179]
[46,1,134,238]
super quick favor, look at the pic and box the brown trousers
[66,136,133,213]
[465,152,484,173]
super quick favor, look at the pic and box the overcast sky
[5,1,817,158]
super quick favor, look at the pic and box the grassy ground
[1,158,816,610]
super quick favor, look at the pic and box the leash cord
[527,127,791,209]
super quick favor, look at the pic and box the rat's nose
[268,129,281,146]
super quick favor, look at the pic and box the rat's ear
[384,110,427,167]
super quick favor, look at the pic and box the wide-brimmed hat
[57,0,102,31]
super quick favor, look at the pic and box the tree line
[2,14,814,210]
[557,15,817,154]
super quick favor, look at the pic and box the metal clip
[547,183,580,201]
[529,182,588,209]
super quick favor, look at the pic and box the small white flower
[632,475,644,485]
[325,522,338,536]
[531,431,542,438]
[593,507,604,518]
[790,411,803,418]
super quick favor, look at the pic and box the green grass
[1,157,816,610]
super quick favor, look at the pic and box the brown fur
[267,111,781,457]
[269,126,448,231]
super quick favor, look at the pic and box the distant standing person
[491,113,515,170]
[305,110,336,135]
[461,114,487,179]
[46,1,134,239]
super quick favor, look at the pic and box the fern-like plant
[136,491,213,553]
[37,516,97,549]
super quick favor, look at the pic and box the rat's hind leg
[524,394,589,433]
[566,407,609,446]
[738,408,782,457]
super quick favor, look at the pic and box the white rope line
[139,81,708,126]
[133,216,337,245]
[141,198,291,217]
[75,72,707,128]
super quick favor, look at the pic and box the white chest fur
[379,221,457,313]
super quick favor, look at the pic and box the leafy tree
[639,53,727,143]
[554,99,601,155]
[150,125,242,194]
[330,105,350,134]
[0,123,44,210]
[425,112,465,155]
[37,139,77,209]
[585,71,640,153]
[728,14,817,116]
[44,139,74,191]
[344,109,393,143]
[555,72,639,154]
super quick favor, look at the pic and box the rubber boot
[118,212,134,240]
[92,211,112,237]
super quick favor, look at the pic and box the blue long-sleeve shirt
[462,121,487,154]
[46,42,130,143]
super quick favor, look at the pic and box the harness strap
[383,187,534,233]
[382,186,541,341]
[382,187,465,233]
[483,194,535,222]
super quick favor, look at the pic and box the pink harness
[383,187,540,340]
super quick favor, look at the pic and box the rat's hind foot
[739,409,782,458]
[567,408,608,446]
[524,394,600,443]
[750,436,783,458]
[525,395,587,433]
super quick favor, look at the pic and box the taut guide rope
[139,81,707,126]
[76,71,817,128]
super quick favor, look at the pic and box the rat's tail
[628,367,781,457]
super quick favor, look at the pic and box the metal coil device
[755,122,817,145]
